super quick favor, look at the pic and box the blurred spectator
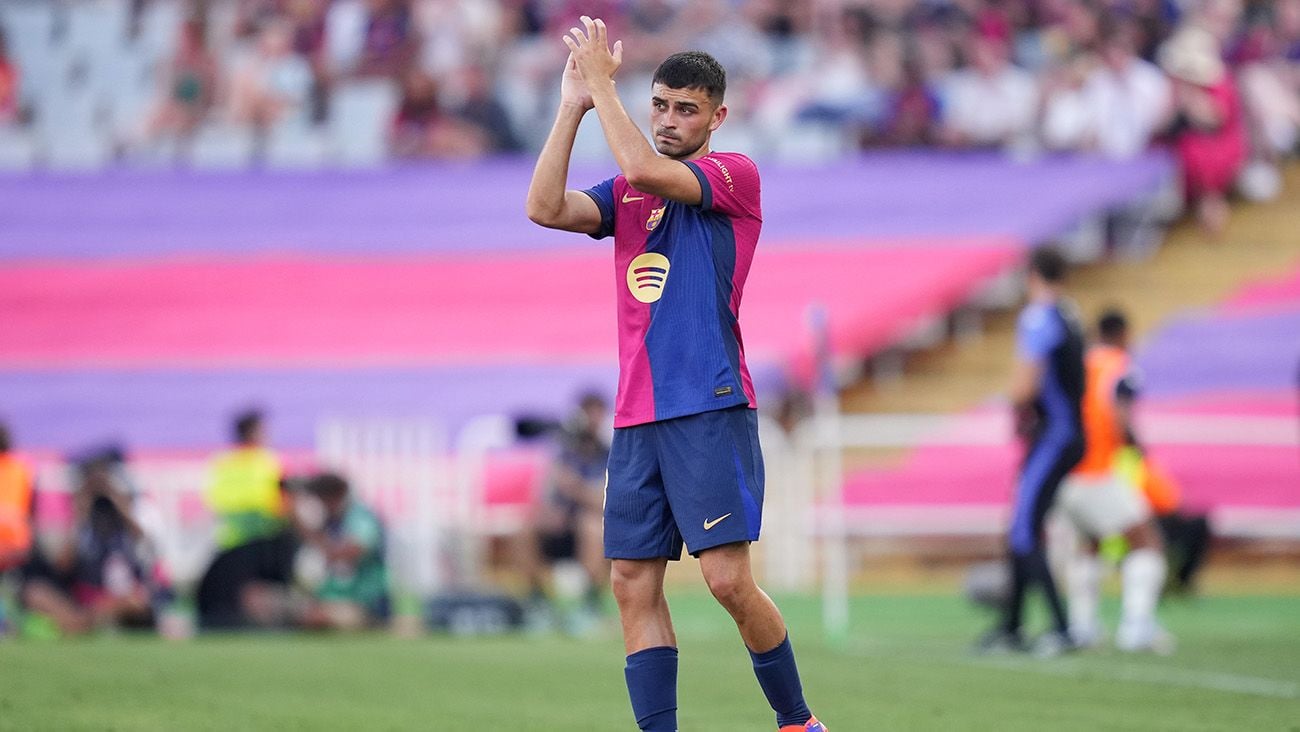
[939,29,1039,149]
[513,392,611,630]
[391,67,447,157]
[1038,44,1100,152]
[0,423,33,573]
[757,8,876,139]
[391,66,491,158]
[19,453,153,636]
[229,19,315,130]
[0,28,19,125]
[443,64,522,153]
[144,19,219,144]
[292,472,389,630]
[1089,15,1175,158]
[1041,15,1173,158]
[677,0,773,88]
[1232,11,1300,198]
[356,0,418,78]
[1158,23,1248,236]
[233,0,285,41]
[872,46,942,147]
[284,0,331,121]
[1281,0,1300,63]
[206,409,285,552]
[286,0,329,63]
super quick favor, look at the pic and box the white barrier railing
[790,408,1300,639]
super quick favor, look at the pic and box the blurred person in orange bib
[0,423,33,573]
[1058,309,1173,653]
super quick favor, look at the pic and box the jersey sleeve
[580,176,617,240]
[684,153,760,218]
[1016,305,1063,361]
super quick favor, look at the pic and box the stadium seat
[136,0,184,60]
[187,122,256,170]
[0,126,37,171]
[63,0,130,61]
[37,83,113,170]
[265,119,328,170]
[328,79,400,167]
[773,121,853,163]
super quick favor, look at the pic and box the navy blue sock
[624,646,678,731]
[749,634,812,727]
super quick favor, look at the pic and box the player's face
[649,83,726,160]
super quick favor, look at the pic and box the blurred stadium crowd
[0,1,1298,181]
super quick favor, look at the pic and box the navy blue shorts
[604,405,764,560]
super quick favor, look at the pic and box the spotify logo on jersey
[627,252,670,303]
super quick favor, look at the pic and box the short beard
[653,136,704,160]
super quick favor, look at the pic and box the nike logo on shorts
[703,513,732,531]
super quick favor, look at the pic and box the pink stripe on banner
[0,243,1021,371]
[839,439,1298,510]
[1221,264,1300,314]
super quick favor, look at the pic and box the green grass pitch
[2,593,1297,730]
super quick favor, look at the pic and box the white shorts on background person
[1058,472,1151,538]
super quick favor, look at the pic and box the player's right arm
[526,54,604,234]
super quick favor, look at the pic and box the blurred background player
[980,247,1085,656]
[207,409,285,552]
[513,391,611,631]
[197,410,296,629]
[1059,309,1173,653]
[0,422,34,634]
[0,422,32,574]
[292,472,390,631]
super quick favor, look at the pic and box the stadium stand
[0,154,1171,450]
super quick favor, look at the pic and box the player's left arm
[564,16,705,205]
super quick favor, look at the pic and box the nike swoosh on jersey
[622,193,645,203]
[703,513,732,531]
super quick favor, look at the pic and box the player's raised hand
[563,15,623,86]
[559,52,594,111]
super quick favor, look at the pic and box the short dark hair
[0,422,10,453]
[652,51,726,104]
[307,472,350,501]
[1098,308,1129,341]
[233,409,264,444]
[1029,247,1068,284]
